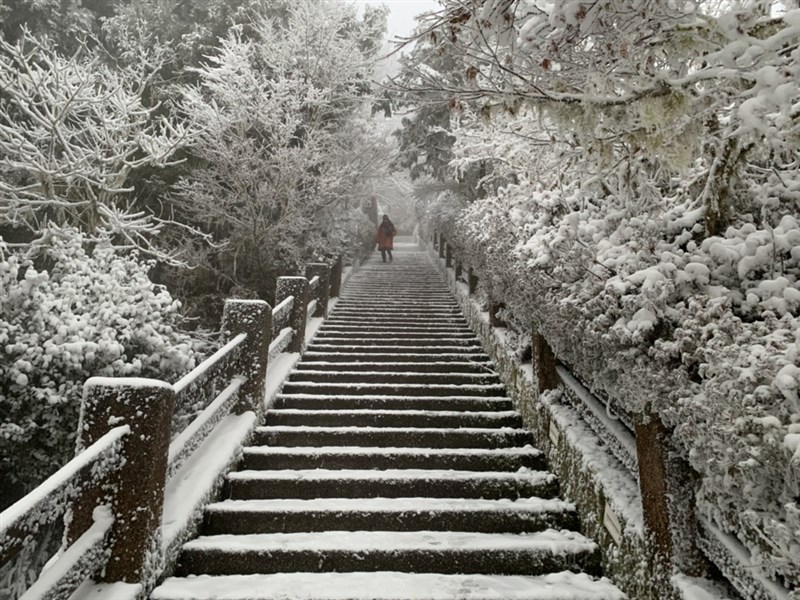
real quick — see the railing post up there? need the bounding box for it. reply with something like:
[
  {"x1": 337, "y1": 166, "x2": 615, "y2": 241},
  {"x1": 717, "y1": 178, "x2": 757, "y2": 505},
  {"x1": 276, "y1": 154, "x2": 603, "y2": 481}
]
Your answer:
[
  {"x1": 305, "y1": 263, "x2": 331, "y2": 318},
  {"x1": 276, "y1": 276, "x2": 309, "y2": 353},
  {"x1": 222, "y1": 299, "x2": 271, "y2": 414},
  {"x1": 445, "y1": 243, "x2": 453, "y2": 268},
  {"x1": 66, "y1": 378, "x2": 176, "y2": 588},
  {"x1": 533, "y1": 329, "x2": 559, "y2": 394},
  {"x1": 468, "y1": 267, "x2": 478, "y2": 295},
  {"x1": 329, "y1": 255, "x2": 343, "y2": 298},
  {"x1": 635, "y1": 410, "x2": 675, "y2": 568}
]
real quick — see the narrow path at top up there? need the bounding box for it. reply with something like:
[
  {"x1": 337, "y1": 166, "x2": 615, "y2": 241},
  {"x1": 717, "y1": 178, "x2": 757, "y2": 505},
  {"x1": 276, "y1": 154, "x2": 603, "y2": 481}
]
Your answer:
[{"x1": 150, "y1": 242, "x2": 626, "y2": 600}]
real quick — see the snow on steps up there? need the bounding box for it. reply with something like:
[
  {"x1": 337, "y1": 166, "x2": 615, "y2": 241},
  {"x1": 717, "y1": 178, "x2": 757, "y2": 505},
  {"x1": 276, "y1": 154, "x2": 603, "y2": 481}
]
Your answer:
[
  {"x1": 264, "y1": 407, "x2": 521, "y2": 428},
  {"x1": 152, "y1": 571, "x2": 625, "y2": 600},
  {"x1": 273, "y1": 393, "x2": 514, "y2": 411},
  {"x1": 280, "y1": 382, "x2": 505, "y2": 397},
  {"x1": 149, "y1": 247, "x2": 625, "y2": 600},
  {"x1": 225, "y1": 467, "x2": 559, "y2": 500},
  {"x1": 294, "y1": 360, "x2": 494, "y2": 373},
  {"x1": 175, "y1": 529, "x2": 600, "y2": 576},
  {"x1": 239, "y1": 445, "x2": 545, "y2": 471},
  {"x1": 299, "y1": 351, "x2": 491, "y2": 362},
  {"x1": 202, "y1": 497, "x2": 578, "y2": 534},
  {"x1": 286, "y1": 369, "x2": 501, "y2": 385},
  {"x1": 252, "y1": 424, "x2": 535, "y2": 448}
]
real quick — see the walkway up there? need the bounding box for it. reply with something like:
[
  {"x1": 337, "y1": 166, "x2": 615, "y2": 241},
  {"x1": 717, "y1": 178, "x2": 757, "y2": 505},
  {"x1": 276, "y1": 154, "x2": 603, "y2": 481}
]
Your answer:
[{"x1": 151, "y1": 243, "x2": 624, "y2": 599}]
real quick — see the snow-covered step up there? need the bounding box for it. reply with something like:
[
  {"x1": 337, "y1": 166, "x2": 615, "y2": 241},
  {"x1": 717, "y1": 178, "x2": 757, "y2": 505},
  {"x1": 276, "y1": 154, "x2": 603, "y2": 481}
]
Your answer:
[
  {"x1": 253, "y1": 425, "x2": 534, "y2": 448},
  {"x1": 306, "y1": 343, "x2": 487, "y2": 354},
  {"x1": 240, "y1": 445, "x2": 545, "y2": 471},
  {"x1": 273, "y1": 393, "x2": 513, "y2": 411},
  {"x1": 316, "y1": 331, "x2": 478, "y2": 340},
  {"x1": 152, "y1": 571, "x2": 626, "y2": 600},
  {"x1": 265, "y1": 408, "x2": 521, "y2": 428},
  {"x1": 175, "y1": 529, "x2": 599, "y2": 576},
  {"x1": 324, "y1": 316, "x2": 467, "y2": 324},
  {"x1": 294, "y1": 360, "x2": 495, "y2": 373},
  {"x1": 150, "y1": 248, "x2": 624, "y2": 600},
  {"x1": 280, "y1": 381, "x2": 506, "y2": 397},
  {"x1": 202, "y1": 497, "x2": 577, "y2": 534},
  {"x1": 309, "y1": 337, "x2": 481, "y2": 348},
  {"x1": 318, "y1": 324, "x2": 473, "y2": 332},
  {"x1": 225, "y1": 468, "x2": 558, "y2": 500},
  {"x1": 300, "y1": 351, "x2": 492, "y2": 363},
  {"x1": 286, "y1": 369, "x2": 500, "y2": 386}
]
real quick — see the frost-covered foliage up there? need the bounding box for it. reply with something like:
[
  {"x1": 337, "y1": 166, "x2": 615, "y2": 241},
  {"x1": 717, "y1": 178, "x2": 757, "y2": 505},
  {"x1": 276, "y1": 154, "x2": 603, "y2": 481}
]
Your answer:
[
  {"x1": 0, "y1": 229, "x2": 198, "y2": 508},
  {"x1": 402, "y1": 0, "x2": 800, "y2": 589},
  {"x1": 170, "y1": 1, "x2": 385, "y2": 301},
  {"x1": 0, "y1": 31, "x2": 189, "y2": 259}
]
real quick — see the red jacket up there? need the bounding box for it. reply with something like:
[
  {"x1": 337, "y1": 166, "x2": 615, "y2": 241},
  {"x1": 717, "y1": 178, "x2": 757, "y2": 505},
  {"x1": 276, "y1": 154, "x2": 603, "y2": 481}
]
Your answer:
[{"x1": 376, "y1": 222, "x2": 397, "y2": 249}]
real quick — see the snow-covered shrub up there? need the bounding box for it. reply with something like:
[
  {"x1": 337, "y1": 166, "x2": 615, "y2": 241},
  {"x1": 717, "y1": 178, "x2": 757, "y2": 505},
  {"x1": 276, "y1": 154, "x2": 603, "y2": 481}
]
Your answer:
[{"x1": 0, "y1": 229, "x2": 199, "y2": 508}]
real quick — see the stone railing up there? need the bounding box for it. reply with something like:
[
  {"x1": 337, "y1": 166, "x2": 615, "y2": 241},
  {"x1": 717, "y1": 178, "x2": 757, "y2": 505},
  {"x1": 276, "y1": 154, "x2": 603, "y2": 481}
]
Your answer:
[
  {"x1": 0, "y1": 256, "x2": 353, "y2": 600},
  {"x1": 426, "y1": 230, "x2": 792, "y2": 600}
]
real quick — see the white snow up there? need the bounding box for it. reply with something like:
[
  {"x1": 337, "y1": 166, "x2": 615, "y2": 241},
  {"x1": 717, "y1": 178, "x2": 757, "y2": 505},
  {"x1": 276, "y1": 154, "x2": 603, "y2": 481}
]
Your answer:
[
  {"x1": 243, "y1": 446, "x2": 540, "y2": 457},
  {"x1": 671, "y1": 573, "x2": 733, "y2": 600},
  {"x1": 182, "y1": 529, "x2": 596, "y2": 554},
  {"x1": 228, "y1": 467, "x2": 555, "y2": 484},
  {"x1": 151, "y1": 571, "x2": 626, "y2": 600},
  {"x1": 206, "y1": 496, "x2": 574, "y2": 514},
  {"x1": 162, "y1": 412, "x2": 257, "y2": 558}
]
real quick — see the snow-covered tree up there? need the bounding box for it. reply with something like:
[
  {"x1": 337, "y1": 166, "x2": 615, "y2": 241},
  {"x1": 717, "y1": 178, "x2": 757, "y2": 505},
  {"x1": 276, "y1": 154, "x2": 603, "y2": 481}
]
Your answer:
[
  {"x1": 0, "y1": 31, "x2": 190, "y2": 257},
  {"x1": 171, "y1": 1, "x2": 386, "y2": 300}
]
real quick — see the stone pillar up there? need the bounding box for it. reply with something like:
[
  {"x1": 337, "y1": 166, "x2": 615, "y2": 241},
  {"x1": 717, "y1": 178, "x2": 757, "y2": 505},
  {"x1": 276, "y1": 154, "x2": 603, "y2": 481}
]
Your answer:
[
  {"x1": 329, "y1": 255, "x2": 343, "y2": 298},
  {"x1": 276, "y1": 276, "x2": 309, "y2": 353},
  {"x1": 305, "y1": 263, "x2": 331, "y2": 318},
  {"x1": 439, "y1": 235, "x2": 446, "y2": 259},
  {"x1": 635, "y1": 411, "x2": 674, "y2": 567},
  {"x1": 222, "y1": 299, "x2": 271, "y2": 415},
  {"x1": 445, "y1": 243, "x2": 453, "y2": 268},
  {"x1": 454, "y1": 261, "x2": 463, "y2": 281},
  {"x1": 533, "y1": 330, "x2": 559, "y2": 394},
  {"x1": 67, "y1": 378, "x2": 176, "y2": 587},
  {"x1": 433, "y1": 231, "x2": 438, "y2": 250}
]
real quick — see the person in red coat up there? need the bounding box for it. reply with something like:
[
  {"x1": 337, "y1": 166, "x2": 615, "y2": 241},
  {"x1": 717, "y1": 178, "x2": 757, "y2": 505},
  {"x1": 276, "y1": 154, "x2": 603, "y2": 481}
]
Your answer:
[{"x1": 376, "y1": 214, "x2": 397, "y2": 262}]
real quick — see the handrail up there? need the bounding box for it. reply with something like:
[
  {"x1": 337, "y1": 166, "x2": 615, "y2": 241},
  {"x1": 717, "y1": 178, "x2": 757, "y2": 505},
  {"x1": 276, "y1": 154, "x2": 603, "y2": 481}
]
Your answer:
[
  {"x1": 307, "y1": 299, "x2": 318, "y2": 321},
  {"x1": 0, "y1": 426, "x2": 128, "y2": 565},
  {"x1": 556, "y1": 366, "x2": 638, "y2": 475},
  {"x1": 3, "y1": 253, "x2": 353, "y2": 600},
  {"x1": 272, "y1": 295, "x2": 294, "y2": 337},
  {"x1": 19, "y1": 506, "x2": 114, "y2": 600},
  {"x1": 173, "y1": 332, "x2": 247, "y2": 397},
  {"x1": 269, "y1": 327, "x2": 294, "y2": 362},
  {"x1": 167, "y1": 377, "x2": 245, "y2": 477}
]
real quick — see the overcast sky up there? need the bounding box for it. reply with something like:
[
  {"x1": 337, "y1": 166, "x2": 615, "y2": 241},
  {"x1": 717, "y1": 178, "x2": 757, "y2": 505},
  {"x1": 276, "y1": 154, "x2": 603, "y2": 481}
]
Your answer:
[{"x1": 355, "y1": 0, "x2": 441, "y2": 39}]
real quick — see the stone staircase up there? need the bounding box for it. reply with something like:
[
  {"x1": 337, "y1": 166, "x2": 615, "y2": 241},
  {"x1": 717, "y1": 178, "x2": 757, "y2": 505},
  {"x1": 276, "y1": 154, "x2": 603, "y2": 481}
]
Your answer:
[{"x1": 151, "y1": 244, "x2": 626, "y2": 600}]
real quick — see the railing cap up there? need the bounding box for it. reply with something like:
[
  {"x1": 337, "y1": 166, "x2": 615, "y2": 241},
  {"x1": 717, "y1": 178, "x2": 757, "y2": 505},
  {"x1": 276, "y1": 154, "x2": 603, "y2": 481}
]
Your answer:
[{"x1": 84, "y1": 377, "x2": 173, "y2": 392}]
